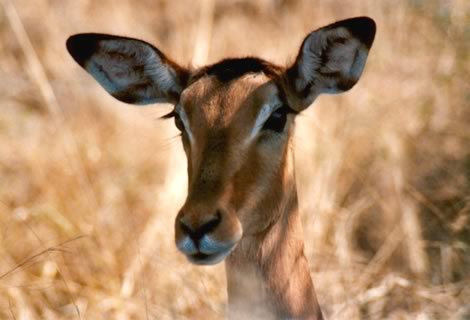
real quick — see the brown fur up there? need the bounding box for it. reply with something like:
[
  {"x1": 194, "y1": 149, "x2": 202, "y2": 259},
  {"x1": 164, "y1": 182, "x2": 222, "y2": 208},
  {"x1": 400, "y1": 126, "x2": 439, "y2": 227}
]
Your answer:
[
  {"x1": 175, "y1": 73, "x2": 323, "y2": 319},
  {"x1": 67, "y1": 17, "x2": 376, "y2": 319}
]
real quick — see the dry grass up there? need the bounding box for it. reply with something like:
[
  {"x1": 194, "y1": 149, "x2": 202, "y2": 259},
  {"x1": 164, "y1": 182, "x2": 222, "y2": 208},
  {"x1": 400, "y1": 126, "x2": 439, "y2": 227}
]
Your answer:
[{"x1": 0, "y1": 0, "x2": 469, "y2": 319}]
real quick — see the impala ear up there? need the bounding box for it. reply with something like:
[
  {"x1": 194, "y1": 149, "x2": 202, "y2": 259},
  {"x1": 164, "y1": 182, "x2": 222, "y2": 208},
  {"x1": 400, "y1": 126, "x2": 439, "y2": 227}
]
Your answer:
[
  {"x1": 66, "y1": 33, "x2": 189, "y2": 105},
  {"x1": 286, "y1": 17, "x2": 376, "y2": 112}
]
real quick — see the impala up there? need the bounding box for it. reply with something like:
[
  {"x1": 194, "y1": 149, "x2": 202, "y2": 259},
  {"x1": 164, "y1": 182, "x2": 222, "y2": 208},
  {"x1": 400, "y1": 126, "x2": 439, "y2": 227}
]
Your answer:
[{"x1": 67, "y1": 16, "x2": 376, "y2": 319}]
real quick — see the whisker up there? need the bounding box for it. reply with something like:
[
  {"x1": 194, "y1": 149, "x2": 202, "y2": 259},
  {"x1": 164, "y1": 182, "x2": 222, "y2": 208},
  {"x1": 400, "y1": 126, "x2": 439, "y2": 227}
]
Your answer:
[{"x1": 156, "y1": 134, "x2": 182, "y2": 151}]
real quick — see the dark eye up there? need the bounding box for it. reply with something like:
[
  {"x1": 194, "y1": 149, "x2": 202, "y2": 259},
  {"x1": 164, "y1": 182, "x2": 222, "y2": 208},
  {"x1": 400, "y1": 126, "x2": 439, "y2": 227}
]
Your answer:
[
  {"x1": 262, "y1": 106, "x2": 289, "y2": 133},
  {"x1": 174, "y1": 114, "x2": 185, "y2": 132},
  {"x1": 161, "y1": 110, "x2": 186, "y2": 133}
]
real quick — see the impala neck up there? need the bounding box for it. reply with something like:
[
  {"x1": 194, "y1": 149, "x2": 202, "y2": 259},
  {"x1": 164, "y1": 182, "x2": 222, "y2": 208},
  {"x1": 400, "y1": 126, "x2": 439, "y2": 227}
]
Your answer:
[{"x1": 225, "y1": 151, "x2": 323, "y2": 320}]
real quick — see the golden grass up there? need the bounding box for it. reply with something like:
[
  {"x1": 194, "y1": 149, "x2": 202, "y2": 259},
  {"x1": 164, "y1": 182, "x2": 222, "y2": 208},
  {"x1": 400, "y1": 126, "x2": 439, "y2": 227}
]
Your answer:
[{"x1": 0, "y1": 0, "x2": 469, "y2": 319}]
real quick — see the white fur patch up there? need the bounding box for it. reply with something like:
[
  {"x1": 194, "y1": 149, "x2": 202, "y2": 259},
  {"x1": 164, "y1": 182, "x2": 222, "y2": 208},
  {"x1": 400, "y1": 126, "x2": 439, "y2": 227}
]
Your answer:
[{"x1": 246, "y1": 98, "x2": 281, "y2": 143}]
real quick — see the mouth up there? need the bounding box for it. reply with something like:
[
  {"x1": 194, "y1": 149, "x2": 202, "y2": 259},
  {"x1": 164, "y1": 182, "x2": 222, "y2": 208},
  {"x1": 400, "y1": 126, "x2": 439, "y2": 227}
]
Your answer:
[
  {"x1": 177, "y1": 234, "x2": 240, "y2": 265},
  {"x1": 186, "y1": 248, "x2": 234, "y2": 265}
]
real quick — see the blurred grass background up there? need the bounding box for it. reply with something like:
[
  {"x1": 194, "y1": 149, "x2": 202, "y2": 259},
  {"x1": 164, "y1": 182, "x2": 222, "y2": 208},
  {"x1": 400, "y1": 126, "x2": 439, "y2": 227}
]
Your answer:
[{"x1": 0, "y1": 0, "x2": 469, "y2": 319}]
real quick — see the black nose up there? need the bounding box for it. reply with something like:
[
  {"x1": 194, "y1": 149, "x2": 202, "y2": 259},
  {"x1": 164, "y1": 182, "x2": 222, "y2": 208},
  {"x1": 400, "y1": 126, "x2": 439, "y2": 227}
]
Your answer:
[{"x1": 179, "y1": 211, "x2": 222, "y2": 242}]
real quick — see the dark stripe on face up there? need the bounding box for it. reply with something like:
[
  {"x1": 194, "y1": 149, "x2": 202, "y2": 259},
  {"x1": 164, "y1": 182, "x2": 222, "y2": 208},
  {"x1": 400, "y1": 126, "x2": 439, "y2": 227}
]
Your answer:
[
  {"x1": 188, "y1": 131, "x2": 228, "y2": 202},
  {"x1": 191, "y1": 57, "x2": 283, "y2": 83}
]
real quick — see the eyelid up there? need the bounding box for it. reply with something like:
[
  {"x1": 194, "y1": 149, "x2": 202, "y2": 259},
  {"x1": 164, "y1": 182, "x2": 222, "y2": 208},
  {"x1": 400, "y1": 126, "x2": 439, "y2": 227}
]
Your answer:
[
  {"x1": 271, "y1": 103, "x2": 284, "y2": 113},
  {"x1": 174, "y1": 113, "x2": 185, "y2": 132},
  {"x1": 265, "y1": 104, "x2": 291, "y2": 120},
  {"x1": 278, "y1": 103, "x2": 296, "y2": 113},
  {"x1": 174, "y1": 106, "x2": 195, "y2": 142},
  {"x1": 260, "y1": 103, "x2": 293, "y2": 133}
]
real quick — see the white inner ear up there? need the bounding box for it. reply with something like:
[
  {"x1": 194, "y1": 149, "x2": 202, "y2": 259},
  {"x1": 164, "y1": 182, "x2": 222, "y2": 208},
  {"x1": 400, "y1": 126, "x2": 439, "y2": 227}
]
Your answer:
[
  {"x1": 297, "y1": 27, "x2": 366, "y2": 94},
  {"x1": 319, "y1": 37, "x2": 364, "y2": 79},
  {"x1": 140, "y1": 49, "x2": 178, "y2": 93},
  {"x1": 347, "y1": 46, "x2": 367, "y2": 80},
  {"x1": 85, "y1": 39, "x2": 177, "y2": 98}
]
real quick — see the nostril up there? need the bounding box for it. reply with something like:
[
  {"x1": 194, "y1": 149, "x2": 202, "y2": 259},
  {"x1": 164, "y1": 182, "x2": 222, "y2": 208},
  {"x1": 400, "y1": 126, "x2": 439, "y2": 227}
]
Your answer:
[
  {"x1": 197, "y1": 211, "x2": 222, "y2": 238},
  {"x1": 179, "y1": 211, "x2": 222, "y2": 241},
  {"x1": 179, "y1": 219, "x2": 194, "y2": 237}
]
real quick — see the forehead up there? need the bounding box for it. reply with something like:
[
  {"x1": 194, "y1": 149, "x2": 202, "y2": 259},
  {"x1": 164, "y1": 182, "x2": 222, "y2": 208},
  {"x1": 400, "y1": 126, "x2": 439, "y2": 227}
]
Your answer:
[
  {"x1": 179, "y1": 72, "x2": 281, "y2": 127},
  {"x1": 178, "y1": 58, "x2": 285, "y2": 126}
]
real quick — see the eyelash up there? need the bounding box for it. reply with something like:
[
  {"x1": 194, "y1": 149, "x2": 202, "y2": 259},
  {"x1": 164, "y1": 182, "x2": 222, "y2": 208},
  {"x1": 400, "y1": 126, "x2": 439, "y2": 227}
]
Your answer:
[{"x1": 161, "y1": 110, "x2": 186, "y2": 133}]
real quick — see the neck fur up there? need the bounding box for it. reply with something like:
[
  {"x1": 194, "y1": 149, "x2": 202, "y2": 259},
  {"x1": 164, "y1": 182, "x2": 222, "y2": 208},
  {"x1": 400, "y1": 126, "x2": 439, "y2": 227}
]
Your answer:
[{"x1": 224, "y1": 149, "x2": 323, "y2": 320}]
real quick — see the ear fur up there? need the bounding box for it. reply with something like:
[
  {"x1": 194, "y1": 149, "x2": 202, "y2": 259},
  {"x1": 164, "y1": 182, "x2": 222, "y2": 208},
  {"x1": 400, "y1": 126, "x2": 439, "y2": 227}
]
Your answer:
[
  {"x1": 286, "y1": 17, "x2": 376, "y2": 111},
  {"x1": 66, "y1": 34, "x2": 189, "y2": 105}
]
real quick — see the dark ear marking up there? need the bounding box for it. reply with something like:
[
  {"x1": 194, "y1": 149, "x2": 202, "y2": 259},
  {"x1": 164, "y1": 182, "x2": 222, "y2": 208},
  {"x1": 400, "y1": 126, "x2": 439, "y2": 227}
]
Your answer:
[
  {"x1": 66, "y1": 33, "x2": 189, "y2": 105},
  {"x1": 286, "y1": 16, "x2": 376, "y2": 111},
  {"x1": 66, "y1": 34, "x2": 100, "y2": 67},
  {"x1": 324, "y1": 16, "x2": 376, "y2": 49},
  {"x1": 66, "y1": 33, "x2": 171, "y2": 71},
  {"x1": 191, "y1": 57, "x2": 283, "y2": 83}
]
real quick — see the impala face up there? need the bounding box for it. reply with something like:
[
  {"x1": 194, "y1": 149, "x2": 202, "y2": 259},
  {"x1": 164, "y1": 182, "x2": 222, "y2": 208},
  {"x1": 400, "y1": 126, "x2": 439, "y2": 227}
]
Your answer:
[
  {"x1": 173, "y1": 69, "x2": 295, "y2": 264},
  {"x1": 66, "y1": 17, "x2": 376, "y2": 265}
]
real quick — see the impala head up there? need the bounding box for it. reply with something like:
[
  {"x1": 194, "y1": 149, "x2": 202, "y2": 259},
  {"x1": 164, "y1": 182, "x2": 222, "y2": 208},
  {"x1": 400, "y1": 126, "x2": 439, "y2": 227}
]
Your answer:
[{"x1": 67, "y1": 17, "x2": 376, "y2": 265}]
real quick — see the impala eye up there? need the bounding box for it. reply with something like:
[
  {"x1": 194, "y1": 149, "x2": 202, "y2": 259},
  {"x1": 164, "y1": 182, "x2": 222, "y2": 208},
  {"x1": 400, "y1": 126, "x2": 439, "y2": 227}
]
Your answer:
[
  {"x1": 262, "y1": 106, "x2": 290, "y2": 133},
  {"x1": 174, "y1": 114, "x2": 185, "y2": 132},
  {"x1": 161, "y1": 110, "x2": 186, "y2": 133}
]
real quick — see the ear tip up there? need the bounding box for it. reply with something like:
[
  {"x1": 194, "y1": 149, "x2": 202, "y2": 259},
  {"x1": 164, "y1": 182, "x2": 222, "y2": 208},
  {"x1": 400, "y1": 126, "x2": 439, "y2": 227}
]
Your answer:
[
  {"x1": 66, "y1": 33, "x2": 102, "y2": 67},
  {"x1": 338, "y1": 16, "x2": 377, "y2": 49}
]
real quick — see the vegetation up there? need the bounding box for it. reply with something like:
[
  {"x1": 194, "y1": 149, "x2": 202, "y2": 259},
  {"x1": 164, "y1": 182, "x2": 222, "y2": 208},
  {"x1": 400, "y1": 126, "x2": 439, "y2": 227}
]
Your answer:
[{"x1": 0, "y1": 0, "x2": 469, "y2": 318}]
